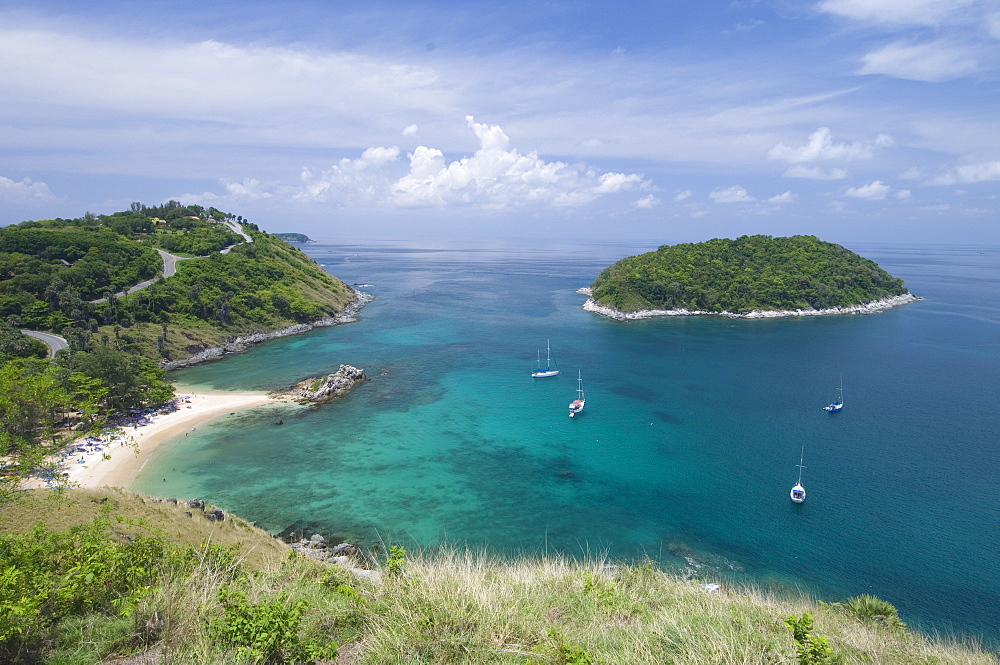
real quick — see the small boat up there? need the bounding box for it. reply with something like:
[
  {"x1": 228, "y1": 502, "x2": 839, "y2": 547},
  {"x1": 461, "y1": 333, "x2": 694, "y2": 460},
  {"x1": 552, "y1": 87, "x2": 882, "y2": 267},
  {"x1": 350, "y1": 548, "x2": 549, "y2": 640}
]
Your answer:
[
  {"x1": 790, "y1": 446, "x2": 806, "y2": 503},
  {"x1": 568, "y1": 370, "x2": 585, "y2": 417},
  {"x1": 823, "y1": 375, "x2": 844, "y2": 412},
  {"x1": 531, "y1": 340, "x2": 559, "y2": 378}
]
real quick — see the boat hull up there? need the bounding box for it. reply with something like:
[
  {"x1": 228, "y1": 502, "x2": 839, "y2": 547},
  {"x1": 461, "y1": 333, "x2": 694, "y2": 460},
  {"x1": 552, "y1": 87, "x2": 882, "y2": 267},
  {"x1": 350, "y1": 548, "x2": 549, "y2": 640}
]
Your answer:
[
  {"x1": 532, "y1": 369, "x2": 559, "y2": 377},
  {"x1": 790, "y1": 484, "x2": 806, "y2": 503}
]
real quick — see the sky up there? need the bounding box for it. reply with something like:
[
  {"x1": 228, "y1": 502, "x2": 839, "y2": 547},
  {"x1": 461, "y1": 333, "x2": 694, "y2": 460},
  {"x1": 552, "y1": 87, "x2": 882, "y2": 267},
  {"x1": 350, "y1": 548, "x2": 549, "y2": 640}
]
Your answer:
[{"x1": 1, "y1": 0, "x2": 998, "y2": 244}]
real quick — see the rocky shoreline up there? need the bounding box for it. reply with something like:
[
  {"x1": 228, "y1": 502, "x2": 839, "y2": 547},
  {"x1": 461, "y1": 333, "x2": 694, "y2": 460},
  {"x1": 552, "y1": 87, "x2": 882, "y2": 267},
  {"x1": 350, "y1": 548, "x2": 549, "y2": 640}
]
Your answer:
[
  {"x1": 579, "y1": 289, "x2": 920, "y2": 320},
  {"x1": 160, "y1": 289, "x2": 374, "y2": 369}
]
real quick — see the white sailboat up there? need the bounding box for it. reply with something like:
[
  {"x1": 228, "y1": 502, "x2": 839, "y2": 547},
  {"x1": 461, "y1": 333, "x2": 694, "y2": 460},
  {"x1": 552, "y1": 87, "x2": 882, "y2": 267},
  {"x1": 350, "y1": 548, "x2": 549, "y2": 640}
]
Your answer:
[
  {"x1": 568, "y1": 370, "x2": 585, "y2": 417},
  {"x1": 823, "y1": 375, "x2": 844, "y2": 412},
  {"x1": 790, "y1": 446, "x2": 806, "y2": 503},
  {"x1": 531, "y1": 340, "x2": 559, "y2": 378}
]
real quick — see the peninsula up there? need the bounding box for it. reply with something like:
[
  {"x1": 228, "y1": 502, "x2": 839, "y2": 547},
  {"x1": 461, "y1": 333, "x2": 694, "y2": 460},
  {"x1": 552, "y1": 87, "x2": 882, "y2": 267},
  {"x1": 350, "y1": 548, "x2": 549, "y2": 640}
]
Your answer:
[{"x1": 584, "y1": 235, "x2": 916, "y2": 319}]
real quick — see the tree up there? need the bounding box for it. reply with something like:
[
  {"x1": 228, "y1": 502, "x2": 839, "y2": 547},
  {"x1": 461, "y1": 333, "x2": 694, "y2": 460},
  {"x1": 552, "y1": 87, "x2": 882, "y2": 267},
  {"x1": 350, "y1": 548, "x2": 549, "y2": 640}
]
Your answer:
[{"x1": 55, "y1": 346, "x2": 173, "y2": 413}]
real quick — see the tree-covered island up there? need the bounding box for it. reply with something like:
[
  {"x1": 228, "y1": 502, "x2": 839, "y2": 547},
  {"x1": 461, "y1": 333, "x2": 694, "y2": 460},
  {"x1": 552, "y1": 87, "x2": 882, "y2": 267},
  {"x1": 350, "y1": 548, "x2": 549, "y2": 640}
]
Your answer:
[
  {"x1": 585, "y1": 235, "x2": 916, "y2": 319},
  {"x1": 272, "y1": 232, "x2": 314, "y2": 243}
]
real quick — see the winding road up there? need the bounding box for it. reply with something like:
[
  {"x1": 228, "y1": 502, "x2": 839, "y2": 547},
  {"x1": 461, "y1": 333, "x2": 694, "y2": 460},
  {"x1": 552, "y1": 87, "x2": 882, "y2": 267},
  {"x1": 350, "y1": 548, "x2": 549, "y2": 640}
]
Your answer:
[
  {"x1": 21, "y1": 329, "x2": 68, "y2": 358},
  {"x1": 23, "y1": 220, "x2": 251, "y2": 356}
]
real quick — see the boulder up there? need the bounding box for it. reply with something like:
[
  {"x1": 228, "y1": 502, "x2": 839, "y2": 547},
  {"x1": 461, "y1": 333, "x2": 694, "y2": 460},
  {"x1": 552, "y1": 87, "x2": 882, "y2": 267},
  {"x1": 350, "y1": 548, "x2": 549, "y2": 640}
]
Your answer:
[{"x1": 289, "y1": 365, "x2": 367, "y2": 404}]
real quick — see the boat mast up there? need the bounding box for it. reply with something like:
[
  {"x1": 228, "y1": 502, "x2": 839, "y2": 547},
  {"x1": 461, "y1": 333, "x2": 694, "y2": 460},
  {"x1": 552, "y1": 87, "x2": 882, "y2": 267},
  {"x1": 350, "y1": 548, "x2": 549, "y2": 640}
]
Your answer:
[{"x1": 795, "y1": 446, "x2": 805, "y2": 485}]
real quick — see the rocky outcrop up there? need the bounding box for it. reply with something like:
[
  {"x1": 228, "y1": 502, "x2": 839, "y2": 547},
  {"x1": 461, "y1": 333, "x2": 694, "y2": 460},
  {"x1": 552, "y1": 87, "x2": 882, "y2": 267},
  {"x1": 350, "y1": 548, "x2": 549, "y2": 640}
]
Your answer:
[
  {"x1": 288, "y1": 365, "x2": 366, "y2": 404},
  {"x1": 582, "y1": 292, "x2": 920, "y2": 320},
  {"x1": 160, "y1": 290, "x2": 374, "y2": 369},
  {"x1": 289, "y1": 534, "x2": 381, "y2": 583}
]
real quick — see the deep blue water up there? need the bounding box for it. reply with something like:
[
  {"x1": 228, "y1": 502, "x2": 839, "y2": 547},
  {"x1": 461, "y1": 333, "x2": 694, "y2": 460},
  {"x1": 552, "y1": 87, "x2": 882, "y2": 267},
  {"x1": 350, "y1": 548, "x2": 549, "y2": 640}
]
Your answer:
[{"x1": 134, "y1": 239, "x2": 1000, "y2": 646}]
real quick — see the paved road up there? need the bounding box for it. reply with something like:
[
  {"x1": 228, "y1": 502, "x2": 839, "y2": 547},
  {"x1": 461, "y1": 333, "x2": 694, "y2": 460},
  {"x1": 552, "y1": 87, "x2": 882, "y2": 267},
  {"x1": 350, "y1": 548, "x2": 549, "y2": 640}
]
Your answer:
[
  {"x1": 220, "y1": 219, "x2": 252, "y2": 254},
  {"x1": 90, "y1": 249, "x2": 185, "y2": 303},
  {"x1": 21, "y1": 330, "x2": 68, "y2": 358}
]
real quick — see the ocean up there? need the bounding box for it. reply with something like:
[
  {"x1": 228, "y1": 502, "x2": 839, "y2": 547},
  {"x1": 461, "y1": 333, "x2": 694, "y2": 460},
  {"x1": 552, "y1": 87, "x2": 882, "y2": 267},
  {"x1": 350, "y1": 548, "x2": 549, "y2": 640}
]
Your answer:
[{"x1": 133, "y1": 239, "x2": 1000, "y2": 646}]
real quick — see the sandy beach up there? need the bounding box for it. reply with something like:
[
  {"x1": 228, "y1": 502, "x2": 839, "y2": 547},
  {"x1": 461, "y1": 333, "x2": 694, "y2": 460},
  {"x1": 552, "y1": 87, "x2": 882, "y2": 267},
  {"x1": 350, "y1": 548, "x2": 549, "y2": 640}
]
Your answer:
[{"x1": 46, "y1": 391, "x2": 286, "y2": 490}]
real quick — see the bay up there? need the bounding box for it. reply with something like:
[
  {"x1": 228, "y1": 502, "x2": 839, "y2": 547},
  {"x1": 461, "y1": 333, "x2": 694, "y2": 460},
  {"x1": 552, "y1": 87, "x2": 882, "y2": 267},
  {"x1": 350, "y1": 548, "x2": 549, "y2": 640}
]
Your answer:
[{"x1": 133, "y1": 239, "x2": 1000, "y2": 646}]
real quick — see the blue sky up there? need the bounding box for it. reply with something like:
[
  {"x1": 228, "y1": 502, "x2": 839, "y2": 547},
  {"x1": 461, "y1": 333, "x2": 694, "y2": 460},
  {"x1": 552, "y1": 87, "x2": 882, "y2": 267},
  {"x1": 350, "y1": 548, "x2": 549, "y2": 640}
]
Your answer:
[{"x1": 1, "y1": 0, "x2": 998, "y2": 244}]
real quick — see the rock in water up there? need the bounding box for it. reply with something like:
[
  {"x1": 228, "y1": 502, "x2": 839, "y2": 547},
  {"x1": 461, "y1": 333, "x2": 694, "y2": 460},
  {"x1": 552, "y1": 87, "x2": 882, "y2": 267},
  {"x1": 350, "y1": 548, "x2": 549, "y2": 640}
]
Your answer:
[{"x1": 291, "y1": 365, "x2": 366, "y2": 403}]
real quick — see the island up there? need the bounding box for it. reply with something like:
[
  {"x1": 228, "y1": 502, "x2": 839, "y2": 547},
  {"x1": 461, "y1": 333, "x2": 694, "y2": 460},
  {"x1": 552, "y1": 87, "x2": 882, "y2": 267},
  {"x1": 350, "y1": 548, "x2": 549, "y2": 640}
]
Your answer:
[
  {"x1": 272, "y1": 232, "x2": 314, "y2": 243},
  {"x1": 584, "y1": 235, "x2": 917, "y2": 319}
]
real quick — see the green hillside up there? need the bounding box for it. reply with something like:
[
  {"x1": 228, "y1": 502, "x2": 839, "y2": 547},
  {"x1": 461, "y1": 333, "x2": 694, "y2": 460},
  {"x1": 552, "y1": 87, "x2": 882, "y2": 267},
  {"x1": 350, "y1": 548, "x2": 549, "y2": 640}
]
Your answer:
[{"x1": 590, "y1": 235, "x2": 908, "y2": 314}]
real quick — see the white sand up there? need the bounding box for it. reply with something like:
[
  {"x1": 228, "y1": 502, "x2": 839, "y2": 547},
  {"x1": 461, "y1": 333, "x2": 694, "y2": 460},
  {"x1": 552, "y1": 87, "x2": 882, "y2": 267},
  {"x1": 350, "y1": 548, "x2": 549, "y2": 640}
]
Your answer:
[{"x1": 52, "y1": 391, "x2": 286, "y2": 490}]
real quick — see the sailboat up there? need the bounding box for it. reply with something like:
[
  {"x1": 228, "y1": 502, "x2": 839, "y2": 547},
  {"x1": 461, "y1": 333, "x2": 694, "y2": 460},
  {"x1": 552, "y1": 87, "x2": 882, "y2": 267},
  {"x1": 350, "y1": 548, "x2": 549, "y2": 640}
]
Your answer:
[
  {"x1": 568, "y1": 370, "x2": 585, "y2": 417},
  {"x1": 531, "y1": 340, "x2": 559, "y2": 378},
  {"x1": 823, "y1": 375, "x2": 844, "y2": 412},
  {"x1": 790, "y1": 446, "x2": 806, "y2": 503}
]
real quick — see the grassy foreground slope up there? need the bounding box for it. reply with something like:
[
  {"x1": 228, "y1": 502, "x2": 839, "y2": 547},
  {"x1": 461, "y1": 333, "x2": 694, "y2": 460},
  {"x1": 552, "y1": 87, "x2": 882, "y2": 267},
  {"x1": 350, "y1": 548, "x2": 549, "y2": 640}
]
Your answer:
[
  {"x1": 1, "y1": 490, "x2": 994, "y2": 665},
  {"x1": 590, "y1": 235, "x2": 909, "y2": 314}
]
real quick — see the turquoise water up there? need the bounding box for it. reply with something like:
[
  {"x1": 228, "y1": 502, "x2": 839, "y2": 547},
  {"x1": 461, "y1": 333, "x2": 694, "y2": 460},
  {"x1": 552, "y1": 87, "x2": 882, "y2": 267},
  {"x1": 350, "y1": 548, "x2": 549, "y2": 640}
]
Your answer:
[{"x1": 134, "y1": 240, "x2": 1000, "y2": 645}]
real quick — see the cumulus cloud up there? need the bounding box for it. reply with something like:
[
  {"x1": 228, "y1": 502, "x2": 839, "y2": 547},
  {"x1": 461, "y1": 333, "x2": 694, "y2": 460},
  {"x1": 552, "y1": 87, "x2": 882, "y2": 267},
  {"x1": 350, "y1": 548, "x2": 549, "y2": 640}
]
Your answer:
[
  {"x1": 784, "y1": 165, "x2": 849, "y2": 180},
  {"x1": 391, "y1": 116, "x2": 650, "y2": 208},
  {"x1": 298, "y1": 146, "x2": 401, "y2": 202},
  {"x1": 859, "y1": 40, "x2": 980, "y2": 81},
  {"x1": 0, "y1": 175, "x2": 57, "y2": 203},
  {"x1": 673, "y1": 189, "x2": 693, "y2": 202},
  {"x1": 845, "y1": 180, "x2": 891, "y2": 199},
  {"x1": 768, "y1": 127, "x2": 893, "y2": 163},
  {"x1": 633, "y1": 194, "x2": 661, "y2": 209},
  {"x1": 818, "y1": 0, "x2": 978, "y2": 26},
  {"x1": 709, "y1": 185, "x2": 754, "y2": 203},
  {"x1": 768, "y1": 191, "x2": 797, "y2": 204},
  {"x1": 895, "y1": 189, "x2": 912, "y2": 199},
  {"x1": 402, "y1": 124, "x2": 419, "y2": 137},
  {"x1": 926, "y1": 160, "x2": 1000, "y2": 185},
  {"x1": 224, "y1": 178, "x2": 273, "y2": 200}
]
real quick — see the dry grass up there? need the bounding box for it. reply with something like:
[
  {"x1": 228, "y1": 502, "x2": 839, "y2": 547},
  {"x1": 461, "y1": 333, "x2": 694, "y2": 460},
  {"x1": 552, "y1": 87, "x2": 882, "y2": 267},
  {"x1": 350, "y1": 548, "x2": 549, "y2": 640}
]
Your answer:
[
  {"x1": 0, "y1": 488, "x2": 290, "y2": 569},
  {"x1": 1, "y1": 491, "x2": 996, "y2": 665}
]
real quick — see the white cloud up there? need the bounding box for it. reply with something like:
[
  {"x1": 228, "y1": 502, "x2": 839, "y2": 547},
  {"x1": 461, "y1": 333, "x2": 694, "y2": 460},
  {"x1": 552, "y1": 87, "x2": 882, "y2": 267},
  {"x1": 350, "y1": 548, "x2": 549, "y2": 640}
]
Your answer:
[
  {"x1": 633, "y1": 194, "x2": 660, "y2": 209},
  {"x1": 768, "y1": 191, "x2": 797, "y2": 204},
  {"x1": 768, "y1": 127, "x2": 893, "y2": 163},
  {"x1": 818, "y1": 0, "x2": 978, "y2": 26},
  {"x1": 390, "y1": 116, "x2": 650, "y2": 208},
  {"x1": 859, "y1": 40, "x2": 980, "y2": 81},
  {"x1": 0, "y1": 175, "x2": 57, "y2": 203},
  {"x1": 895, "y1": 189, "x2": 912, "y2": 199},
  {"x1": 926, "y1": 160, "x2": 1000, "y2": 185},
  {"x1": 845, "y1": 180, "x2": 891, "y2": 199},
  {"x1": 673, "y1": 189, "x2": 693, "y2": 202},
  {"x1": 297, "y1": 146, "x2": 401, "y2": 202},
  {"x1": 709, "y1": 185, "x2": 754, "y2": 203},
  {"x1": 784, "y1": 165, "x2": 849, "y2": 180},
  {"x1": 223, "y1": 178, "x2": 273, "y2": 200},
  {"x1": 900, "y1": 167, "x2": 925, "y2": 180},
  {"x1": 402, "y1": 124, "x2": 419, "y2": 137}
]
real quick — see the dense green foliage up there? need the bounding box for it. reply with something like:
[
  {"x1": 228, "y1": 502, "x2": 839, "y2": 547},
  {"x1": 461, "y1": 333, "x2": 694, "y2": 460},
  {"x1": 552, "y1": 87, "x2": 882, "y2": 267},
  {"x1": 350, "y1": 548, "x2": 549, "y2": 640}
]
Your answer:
[
  {"x1": 108, "y1": 232, "x2": 347, "y2": 332},
  {"x1": 0, "y1": 324, "x2": 47, "y2": 362},
  {"x1": 1, "y1": 204, "x2": 350, "y2": 357},
  {"x1": 590, "y1": 235, "x2": 908, "y2": 314},
  {"x1": 0, "y1": 226, "x2": 161, "y2": 326}
]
